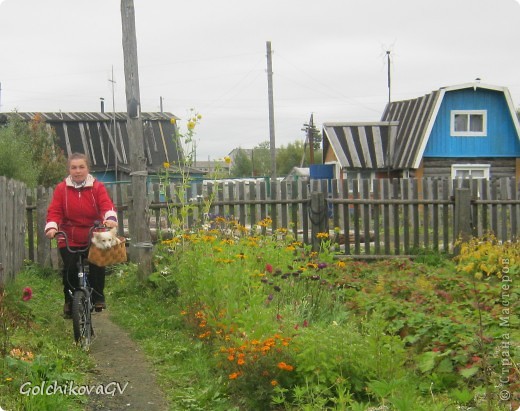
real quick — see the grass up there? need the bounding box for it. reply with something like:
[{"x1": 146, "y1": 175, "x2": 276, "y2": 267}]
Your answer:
[
  {"x1": 0, "y1": 263, "x2": 94, "y2": 411},
  {"x1": 2, "y1": 228, "x2": 519, "y2": 410},
  {"x1": 105, "y1": 265, "x2": 235, "y2": 410}
]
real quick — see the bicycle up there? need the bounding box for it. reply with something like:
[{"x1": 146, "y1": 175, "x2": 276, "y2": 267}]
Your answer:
[{"x1": 54, "y1": 224, "x2": 102, "y2": 350}]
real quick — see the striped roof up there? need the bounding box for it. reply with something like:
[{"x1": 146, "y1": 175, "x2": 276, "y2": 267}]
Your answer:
[
  {"x1": 5, "y1": 112, "x2": 178, "y2": 122},
  {"x1": 2, "y1": 112, "x2": 188, "y2": 174},
  {"x1": 381, "y1": 90, "x2": 440, "y2": 169},
  {"x1": 322, "y1": 122, "x2": 399, "y2": 169}
]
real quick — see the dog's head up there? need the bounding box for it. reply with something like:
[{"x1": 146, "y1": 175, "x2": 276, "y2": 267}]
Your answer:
[{"x1": 92, "y1": 228, "x2": 117, "y2": 250}]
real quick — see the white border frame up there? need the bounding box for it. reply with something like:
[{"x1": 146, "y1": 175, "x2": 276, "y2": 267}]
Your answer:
[
  {"x1": 450, "y1": 110, "x2": 487, "y2": 137},
  {"x1": 451, "y1": 163, "x2": 490, "y2": 179}
]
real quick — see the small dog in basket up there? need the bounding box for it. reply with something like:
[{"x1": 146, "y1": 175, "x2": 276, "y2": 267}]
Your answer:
[{"x1": 91, "y1": 227, "x2": 121, "y2": 250}]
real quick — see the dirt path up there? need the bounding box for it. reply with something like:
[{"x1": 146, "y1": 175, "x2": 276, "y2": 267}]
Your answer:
[{"x1": 85, "y1": 310, "x2": 169, "y2": 411}]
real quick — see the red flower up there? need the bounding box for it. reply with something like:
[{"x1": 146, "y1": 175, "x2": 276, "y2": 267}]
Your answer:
[
  {"x1": 22, "y1": 287, "x2": 32, "y2": 302},
  {"x1": 265, "y1": 263, "x2": 273, "y2": 274}
]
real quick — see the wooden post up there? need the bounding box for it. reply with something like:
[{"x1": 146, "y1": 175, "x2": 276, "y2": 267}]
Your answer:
[
  {"x1": 266, "y1": 41, "x2": 276, "y2": 179},
  {"x1": 454, "y1": 188, "x2": 472, "y2": 255},
  {"x1": 121, "y1": 0, "x2": 152, "y2": 279},
  {"x1": 310, "y1": 192, "x2": 328, "y2": 252},
  {"x1": 36, "y1": 187, "x2": 52, "y2": 267}
]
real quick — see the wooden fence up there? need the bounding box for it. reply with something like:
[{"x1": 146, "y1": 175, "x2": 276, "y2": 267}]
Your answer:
[
  {"x1": 140, "y1": 177, "x2": 519, "y2": 257},
  {"x1": 3, "y1": 176, "x2": 518, "y2": 280},
  {"x1": 0, "y1": 177, "x2": 27, "y2": 285}
]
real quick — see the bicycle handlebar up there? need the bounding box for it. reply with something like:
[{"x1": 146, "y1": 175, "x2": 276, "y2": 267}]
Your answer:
[{"x1": 54, "y1": 222, "x2": 104, "y2": 254}]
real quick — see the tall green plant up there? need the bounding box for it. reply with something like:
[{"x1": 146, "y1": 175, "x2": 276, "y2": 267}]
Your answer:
[{"x1": 0, "y1": 115, "x2": 66, "y2": 187}]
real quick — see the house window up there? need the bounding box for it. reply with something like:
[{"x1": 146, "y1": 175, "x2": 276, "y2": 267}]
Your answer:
[
  {"x1": 346, "y1": 170, "x2": 375, "y2": 192},
  {"x1": 450, "y1": 110, "x2": 487, "y2": 136},
  {"x1": 451, "y1": 164, "x2": 490, "y2": 180}
]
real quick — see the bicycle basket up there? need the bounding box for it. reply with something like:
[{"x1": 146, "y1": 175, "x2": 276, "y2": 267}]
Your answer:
[{"x1": 88, "y1": 237, "x2": 127, "y2": 267}]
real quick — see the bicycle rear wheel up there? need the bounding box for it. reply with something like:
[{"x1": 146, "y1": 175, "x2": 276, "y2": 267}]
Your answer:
[{"x1": 72, "y1": 290, "x2": 93, "y2": 349}]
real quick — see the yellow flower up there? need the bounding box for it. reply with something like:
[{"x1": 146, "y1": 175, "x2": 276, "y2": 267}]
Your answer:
[
  {"x1": 163, "y1": 161, "x2": 170, "y2": 169},
  {"x1": 224, "y1": 156, "x2": 231, "y2": 164},
  {"x1": 187, "y1": 121, "x2": 196, "y2": 130},
  {"x1": 170, "y1": 117, "x2": 177, "y2": 124},
  {"x1": 316, "y1": 232, "x2": 329, "y2": 239},
  {"x1": 196, "y1": 114, "x2": 202, "y2": 120}
]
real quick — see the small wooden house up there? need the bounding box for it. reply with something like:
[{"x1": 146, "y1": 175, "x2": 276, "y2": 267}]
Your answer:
[
  {"x1": 323, "y1": 82, "x2": 520, "y2": 180},
  {"x1": 2, "y1": 112, "x2": 205, "y2": 184}
]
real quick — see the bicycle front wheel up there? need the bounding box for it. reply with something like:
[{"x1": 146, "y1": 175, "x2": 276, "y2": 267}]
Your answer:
[{"x1": 72, "y1": 290, "x2": 93, "y2": 350}]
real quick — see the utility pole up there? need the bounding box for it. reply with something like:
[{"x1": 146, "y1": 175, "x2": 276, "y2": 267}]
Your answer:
[
  {"x1": 386, "y1": 50, "x2": 391, "y2": 105},
  {"x1": 109, "y1": 66, "x2": 118, "y2": 182},
  {"x1": 301, "y1": 113, "x2": 316, "y2": 166},
  {"x1": 160, "y1": 96, "x2": 163, "y2": 113},
  {"x1": 121, "y1": 0, "x2": 152, "y2": 277},
  {"x1": 266, "y1": 41, "x2": 276, "y2": 180},
  {"x1": 308, "y1": 113, "x2": 315, "y2": 165}
]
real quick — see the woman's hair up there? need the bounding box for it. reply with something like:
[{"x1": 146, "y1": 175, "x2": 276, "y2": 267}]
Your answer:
[{"x1": 67, "y1": 152, "x2": 90, "y2": 168}]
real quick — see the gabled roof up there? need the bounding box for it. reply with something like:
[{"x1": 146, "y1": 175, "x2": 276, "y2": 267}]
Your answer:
[
  {"x1": 381, "y1": 82, "x2": 520, "y2": 169},
  {"x1": 322, "y1": 122, "x2": 399, "y2": 169}
]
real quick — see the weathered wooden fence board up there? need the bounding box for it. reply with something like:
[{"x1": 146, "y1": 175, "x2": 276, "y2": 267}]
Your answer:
[
  {"x1": 0, "y1": 177, "x2": 27, "y2": 285},
  {"x1": 2, "y1": 176, "x2": 517, "y2": 280}
]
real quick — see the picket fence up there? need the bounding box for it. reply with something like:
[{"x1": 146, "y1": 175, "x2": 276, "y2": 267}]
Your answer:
[
  {"x1": 138, "y1": 177, "x2": 519, "y2": 257},
  {"x1": 1, "y1": 176, "x2": 519, "y2": 282},
  {"x1": 0, "y1": 177, "x2": 27, "y2": 284}
]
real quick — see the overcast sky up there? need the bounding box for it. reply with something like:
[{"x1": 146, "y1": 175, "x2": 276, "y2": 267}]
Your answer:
[{"x1": 1, "y1": 0, "x2": 520, "y2": 161}]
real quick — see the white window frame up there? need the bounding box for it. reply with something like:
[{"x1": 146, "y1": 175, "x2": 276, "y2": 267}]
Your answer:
[
  {"x1": 451, "y1": 164, "x2": 490, "y2": 180},
  {"x1": 450, "y1": 110, "x2": 487, "y2": 137},
  {"x1": 345, "y1": 170, "x2": 376, "y2": 192}
]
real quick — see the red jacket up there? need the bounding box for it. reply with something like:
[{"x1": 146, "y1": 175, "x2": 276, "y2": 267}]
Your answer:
[{"x1": 45, "y1": 175, "x2": 118, "y2": 248}]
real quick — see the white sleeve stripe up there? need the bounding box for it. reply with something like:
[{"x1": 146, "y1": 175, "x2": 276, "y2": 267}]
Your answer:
[{"x1": 104, "y1": 210, "x2": 118, "y2": 220}]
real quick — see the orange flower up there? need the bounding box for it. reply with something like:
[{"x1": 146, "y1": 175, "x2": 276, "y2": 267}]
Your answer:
[
  {"x1": 227, "y1": 355, "x2": 235, "y2": 361},
  {"x1": 237, "y1": 358, "x2": 245, "y2": 365},
  {"x1": 229, "y1": 372, "x2": 240, "y2": 380},
  {"x1": 277, "y1": 362, "x2": 294, "y2": 371},
  {"x1": 271, "y1": 380, "x2": 278, "y2": 386}
]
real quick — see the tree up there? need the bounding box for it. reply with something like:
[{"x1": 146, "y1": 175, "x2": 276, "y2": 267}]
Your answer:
[
  {"x1": 28, "y1": 114, "x2": 67, "y2": 187},
  {"x1": 230, "y1": 148, "x2": 252, "y2": 177},
  {"x1": 0, "y1": 117, "x2": 38, "y2": 186},
  {"x1": 251, "y1": 141, "x2": 271, "y2": 176},
  {"x1": 0, "y1": 115, "x2": 66, "y2": 187},
  {"x1": 276, "y1": 140, "x2": 323, "y2": 176},
  {"x1": 276, "y1": 141, "x2": 306, "y2": 176}
]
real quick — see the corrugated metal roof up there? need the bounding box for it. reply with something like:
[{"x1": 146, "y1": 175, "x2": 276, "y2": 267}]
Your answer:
[
  {"x1": 4, "y1": 111, "x2": 180, "y2": 122},
  {"x1": 381, "y1": 90, "x2": 440, "y2": 169},
  {"x1": 1, "y1": 112, "x2": 190, "y2": 174},
  {"x1": 322, "y1": 122, "x2": 399, "y2": 169}
]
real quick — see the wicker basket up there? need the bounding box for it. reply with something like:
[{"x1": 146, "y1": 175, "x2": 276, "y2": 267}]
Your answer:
[{"x1": 88, "y1": 237, "x2": 127, "y2": 267}]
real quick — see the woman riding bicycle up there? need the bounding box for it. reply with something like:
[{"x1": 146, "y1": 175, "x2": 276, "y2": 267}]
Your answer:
[{"x1": 44, "y1": 152, "x2": 118, "y2": 318}]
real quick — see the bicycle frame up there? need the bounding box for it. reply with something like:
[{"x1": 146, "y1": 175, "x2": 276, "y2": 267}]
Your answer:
[{"x1": 54, "y1": 224, "x2": 102, "y2": 350}]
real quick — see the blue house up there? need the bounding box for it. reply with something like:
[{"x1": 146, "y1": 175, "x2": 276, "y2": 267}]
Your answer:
[{"x1": 323, "y1": 82, "x2": 520, "y2": 180}]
